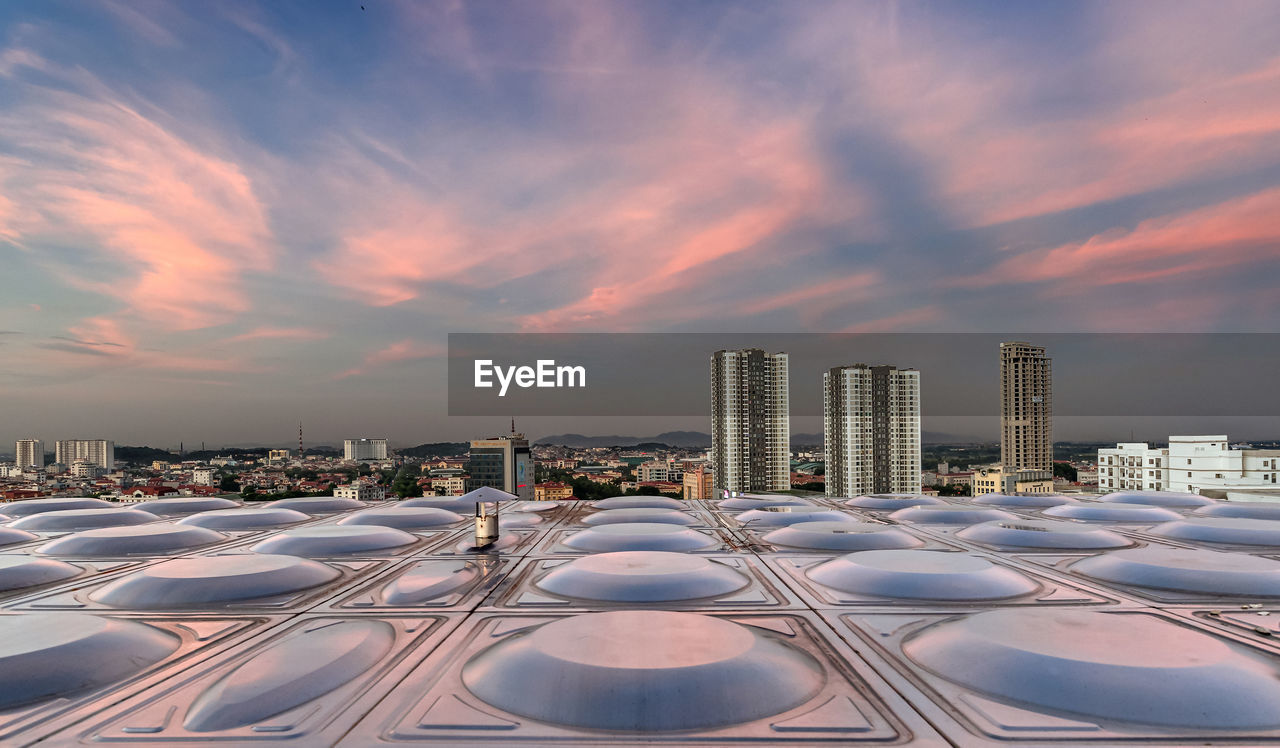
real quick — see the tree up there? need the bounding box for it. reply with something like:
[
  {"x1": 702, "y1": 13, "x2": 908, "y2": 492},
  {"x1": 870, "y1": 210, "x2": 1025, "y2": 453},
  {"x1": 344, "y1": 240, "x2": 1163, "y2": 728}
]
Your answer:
[
  {"x1": 391, "y1": 464, "x2": 424, "y2": 498},
  {"x1": 218, "y1": 474, "x2": 239, "y2": 492},
  {"x1": 1053, "y1": 462, "x2": 1078, "y2": 482}
]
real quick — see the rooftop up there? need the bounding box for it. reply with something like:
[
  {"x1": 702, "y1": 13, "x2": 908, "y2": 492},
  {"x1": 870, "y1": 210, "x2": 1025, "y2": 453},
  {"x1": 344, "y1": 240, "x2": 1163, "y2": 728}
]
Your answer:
[{"x1": 1, "y1": 489, "x2": 1280, "y2": 744}]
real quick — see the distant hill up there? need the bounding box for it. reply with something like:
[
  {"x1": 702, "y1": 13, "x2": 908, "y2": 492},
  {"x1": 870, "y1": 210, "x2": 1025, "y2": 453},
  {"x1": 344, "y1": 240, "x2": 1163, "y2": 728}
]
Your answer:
[
  {"x1": 398, "y1": 442, "x2": 470, "y2": 458},
  {"x1": 538, "y1": 430, "x2": 982, "y2": 449},
  {"x1": 115, "y1": 446, "x2": 183, "y2": 465},
  {"x1": 535, "y1": 431, "x2": 712, "y2": 448},
  {"x1": 794, "y1": 431, "x2": 983, "y2": 445}
]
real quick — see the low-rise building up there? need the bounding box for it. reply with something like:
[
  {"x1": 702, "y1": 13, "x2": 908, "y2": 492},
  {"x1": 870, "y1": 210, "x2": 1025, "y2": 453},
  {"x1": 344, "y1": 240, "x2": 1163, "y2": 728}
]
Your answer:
[
  {"x1": 936, "y1": 471, "x2": 973, "y2": 489},
  {"x1": 70, "y1": 459, "x2": 103, "y2": 479},
  {"x1": 683, "y1": 467, "x2": 713, "y2": 500},
  {"x1": 972, "y1": 466, "x2": 1053, "y2": 495},
  {"x1": 1099, "y1": 435, "x2": 1280, "y2": 494},
  {"x1": 637, "y1": 461, "x2": 669, "y2": 482},
  {"x1": 335, "y1": 482, "x2": 384, "y2": 502},
  {"x1": 535, "y1": 481, "x2": 574, "y2": 501},
  {"x1": 430, "y1": 476, "x2": 467, "y2": 496},
  {"x1": 635, "y1": 481, "x2": 683, "y2": 495}
]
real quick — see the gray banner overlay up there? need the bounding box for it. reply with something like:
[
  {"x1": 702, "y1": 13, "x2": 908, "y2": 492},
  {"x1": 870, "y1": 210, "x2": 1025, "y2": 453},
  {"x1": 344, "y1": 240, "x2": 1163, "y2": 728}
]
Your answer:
[{"x1": 448, "y1": 333, "x2": 1279, "y2": 417}]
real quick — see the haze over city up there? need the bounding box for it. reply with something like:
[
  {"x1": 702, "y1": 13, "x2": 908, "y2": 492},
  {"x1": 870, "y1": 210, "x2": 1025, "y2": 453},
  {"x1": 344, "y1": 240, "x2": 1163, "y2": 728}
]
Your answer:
[{"x1": 2, "y1": 1, "x2": 1280, "y2": 447}]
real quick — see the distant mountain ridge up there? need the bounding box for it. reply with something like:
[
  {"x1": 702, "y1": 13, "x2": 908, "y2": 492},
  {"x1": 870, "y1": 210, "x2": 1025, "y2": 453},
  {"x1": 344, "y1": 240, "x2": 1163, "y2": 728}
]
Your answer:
[
  {"x1": 536, "y1": 430, "x2": 982, "y2": 448},
  {"x1": 534, "y1": 431, "x2": 712, "y2": 448}
]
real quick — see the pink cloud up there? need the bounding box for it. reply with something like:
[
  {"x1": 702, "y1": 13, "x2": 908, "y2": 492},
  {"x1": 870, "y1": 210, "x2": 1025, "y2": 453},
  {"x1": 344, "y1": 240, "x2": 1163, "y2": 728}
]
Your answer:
[
  {"x1": 736, "y1": 272, "x2": 880, "y2": 321},
  {"x1": 304, "y1": 3, "x2": 870, "y2": 331},
  {"x1": 841, "y1": 306, "x2": 944, "y2": 333},
  {"x1": 951, "y1": 187, "x2": 1280, "y2": 290},
  {"x1": 220, "y1": 326, "x2": 330, "y2": 345},
  {"x1": 334, "y1": 339, "x2": 446, "y2": 380},
  {"x1": 0, "y1": 70, "x2": 273, "y2": 332},
  {"x1": 789, "y1": 5, "x2": 1280, "y2": 230},
  {"x1": 39, "y1": 316, "x2": 265, "y2": 375}
]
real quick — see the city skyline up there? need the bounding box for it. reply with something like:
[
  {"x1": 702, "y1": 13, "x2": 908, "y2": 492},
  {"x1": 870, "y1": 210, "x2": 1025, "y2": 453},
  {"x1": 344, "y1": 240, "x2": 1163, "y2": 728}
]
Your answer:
[{"x1": 2, "y1": 1, "x2": 1280, "y2": 445}]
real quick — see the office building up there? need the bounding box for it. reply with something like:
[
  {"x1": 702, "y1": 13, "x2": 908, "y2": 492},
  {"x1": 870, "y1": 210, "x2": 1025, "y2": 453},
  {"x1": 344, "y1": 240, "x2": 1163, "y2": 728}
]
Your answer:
[
  {"x1": 267, "y1": 449, "x2": 291, "y2": 464},
  {"x1": 55, "y1": 439, "x2": 114, "y2": 470},
  {"x1": 467, "y1": 433, "x2": 534, "y2": 501},
  {"x1": 15, "y1": 439, "x2": 43, "y2": 470},
  {"x1": 711, "y1": 349, "x2": 790, "y2": 493},
  {"x1": 343, "y1": 438, "x2": 389, "y2": 462},
  {"x1": 1000, "y1": 341, "x2": 1052, "y2": 472},
  {"x1": 1099, "y1": 435, "x2": 1280, "y2": 495},
  {"x1": 823, "y1": 364, "x2": 922, "y2": 497}
]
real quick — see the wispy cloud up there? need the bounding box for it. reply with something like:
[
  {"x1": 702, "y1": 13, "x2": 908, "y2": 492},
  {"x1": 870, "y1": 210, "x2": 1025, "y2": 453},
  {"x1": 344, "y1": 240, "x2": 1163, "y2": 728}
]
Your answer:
[
  {"x1": 334, "y1": 339, "x2": 447, "y2": 380},
  {"x1": 0, "y1": 55, "x2": 273, "y2": 332},
  {"x1": 951, "y1": 187, "x2": 1280, "y2": 290},
  {"x1": 220, "y1": 326, "x2": 330, "y2": 345}
]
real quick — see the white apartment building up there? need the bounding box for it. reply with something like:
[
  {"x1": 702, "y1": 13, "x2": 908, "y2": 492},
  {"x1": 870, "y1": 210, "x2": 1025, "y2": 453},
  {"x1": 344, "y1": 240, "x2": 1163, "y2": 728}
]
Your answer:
[
  {"x1": 430, "y1": 476, "x2": 467, "y2": 496},
  {"x1": 69, "y1": 459, "x2": 103, "y2": 479},
  {"x1": 335, "y1": 482, "x2": 384, "y2": 502},
  {"x1": 1098, "y1": 435, "x2": 1280, "y2": 494},
  {"x1": 15, "y1": 439, "x2": 44, "y2": 469},
  {"x1": 823, "y1": 364, "x2": 921, "y2": 497},
  {"x1": 192, "y1": 467, "x2": 217, "y2": 486},
  {"x1": 637, "y1": 460, "x2": 670, "y2": 483},
  {"x1": 1097, "y1": 442, "x2": 1167, "y2": 492},
  {"x1": 344, "y1": 438, "x2": 389, "y2": 461},
  {"x1": 711, "y1": 349, "x2": 790, "y2": 493},
  {"x1": 55, "y1": 439, "x2": 114, "y2": 470}
]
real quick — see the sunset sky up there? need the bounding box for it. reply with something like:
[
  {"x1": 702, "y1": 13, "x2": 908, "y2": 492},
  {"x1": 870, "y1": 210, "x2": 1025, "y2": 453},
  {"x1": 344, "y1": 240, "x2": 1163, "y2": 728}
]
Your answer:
[{"x1": 2, "y1": 0, "x2": 1279, "y2": 447}]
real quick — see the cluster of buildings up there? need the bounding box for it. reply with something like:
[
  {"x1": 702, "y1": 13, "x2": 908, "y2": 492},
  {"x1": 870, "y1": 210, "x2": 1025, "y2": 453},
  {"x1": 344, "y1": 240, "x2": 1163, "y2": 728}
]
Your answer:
[
  {"x1": 710, "y1": 341, "x2": 1056, "y2": 499},
  {"x1": 9, "y1": 342, "x2": 1276, "y2": 504},
  {"x1": 1098, "y1": 435, "x2": 1280, "y2": 500},
  {"x1": 11, "y1": 438, "x2": 115, "y2": 473}
]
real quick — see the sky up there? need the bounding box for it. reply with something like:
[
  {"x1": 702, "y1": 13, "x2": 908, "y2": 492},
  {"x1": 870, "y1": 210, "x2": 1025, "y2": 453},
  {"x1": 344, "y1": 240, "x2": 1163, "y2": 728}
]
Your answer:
[{"x1": 1, "y1": 0, "x2": 1279, "y2": 449}]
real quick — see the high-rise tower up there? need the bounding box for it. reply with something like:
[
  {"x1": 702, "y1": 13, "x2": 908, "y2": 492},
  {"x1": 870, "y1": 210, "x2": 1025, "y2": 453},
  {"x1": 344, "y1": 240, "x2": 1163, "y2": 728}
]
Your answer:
[
  {"x1": 15, "y1": 439, "x2": 44, "y2": 470},
  {"x1": 54, "y1": 439, "x2": 114, "y2": 470},
  {"x1": 823, "y1": 364, "x2": 921, "y2": 497},
  {"x1": 1000, "y1": 341, "x2": 1053, "y2": 472},
  {"x1": 711, "y1": 348, "x2": 790, "y2": 493}
]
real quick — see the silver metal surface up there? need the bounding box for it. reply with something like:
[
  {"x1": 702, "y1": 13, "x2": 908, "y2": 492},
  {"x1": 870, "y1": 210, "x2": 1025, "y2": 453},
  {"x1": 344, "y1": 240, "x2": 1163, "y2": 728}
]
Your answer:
[{"x1": 4, "y1": 492, "x2": 1280, "y2": 746}]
